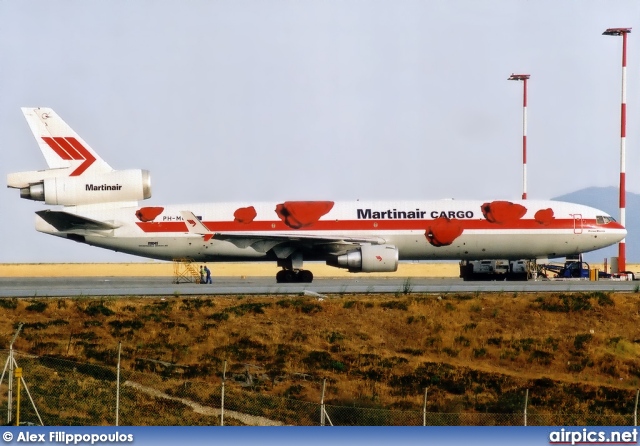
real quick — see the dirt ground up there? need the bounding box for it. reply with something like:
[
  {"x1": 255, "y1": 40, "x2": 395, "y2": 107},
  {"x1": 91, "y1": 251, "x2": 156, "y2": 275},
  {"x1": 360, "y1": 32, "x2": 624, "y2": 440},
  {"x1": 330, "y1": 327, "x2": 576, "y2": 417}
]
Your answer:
[{"x1": 0, "y1": 261, "x2": 631, "y2": 278}]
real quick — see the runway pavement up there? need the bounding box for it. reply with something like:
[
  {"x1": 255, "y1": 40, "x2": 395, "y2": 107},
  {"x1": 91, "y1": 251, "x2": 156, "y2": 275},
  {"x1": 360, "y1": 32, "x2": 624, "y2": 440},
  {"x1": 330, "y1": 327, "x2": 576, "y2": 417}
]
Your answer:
[{"x1": 0, "y1": 276, "x2": 639, "y2": 297}]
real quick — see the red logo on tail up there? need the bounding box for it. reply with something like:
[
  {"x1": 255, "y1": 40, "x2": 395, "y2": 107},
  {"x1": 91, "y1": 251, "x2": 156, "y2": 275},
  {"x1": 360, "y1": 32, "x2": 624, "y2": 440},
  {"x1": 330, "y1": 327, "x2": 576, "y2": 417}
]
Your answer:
[
  {"x1": 187, "y1": 219, "x2": 196, "y2": 227},
  {"x1": 376, "y1": 255, "x2": 382, "y2": 262},
  {"x1": 42, "y1": 136, "x2": 96, "y2": 176}
]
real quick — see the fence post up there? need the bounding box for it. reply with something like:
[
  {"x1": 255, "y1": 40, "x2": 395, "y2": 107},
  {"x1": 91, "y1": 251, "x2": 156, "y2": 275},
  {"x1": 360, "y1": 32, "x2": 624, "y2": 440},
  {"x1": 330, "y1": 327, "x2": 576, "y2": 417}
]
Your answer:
[
  {"x1": 220, "y1": 360, "x2": 227, "y2": 426},
  {"x1": 423, "y1": 388, "x2": 428, "y2": 426},
  {"x1": 116, "y1": 341, "x2": 121, "y2": 427},
  {"x1": 14, "y1": 367, "x2": 22, "y2": 426},
  {"x1": 7, "y1": 342, "x2": 13, "y2": 424},
  {"x1": 634, "y1": 389, "x2": 639, "y2": 427},
  {"x1": 6, "y1": 323, "x2": 23, "y2": 425},
  {"x1": 321, "y1": 379, "x2": 326, "y2": 426},
  {"x1": 524, "y1": 389, "x2": 529, "y2": 426}
]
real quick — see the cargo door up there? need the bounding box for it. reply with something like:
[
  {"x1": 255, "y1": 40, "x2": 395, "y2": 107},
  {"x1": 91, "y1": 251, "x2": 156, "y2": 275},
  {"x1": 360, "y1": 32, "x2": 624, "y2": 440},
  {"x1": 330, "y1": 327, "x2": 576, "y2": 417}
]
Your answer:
[{"x1": 571, "y1": 214, "x2": 583, "y2": 234}]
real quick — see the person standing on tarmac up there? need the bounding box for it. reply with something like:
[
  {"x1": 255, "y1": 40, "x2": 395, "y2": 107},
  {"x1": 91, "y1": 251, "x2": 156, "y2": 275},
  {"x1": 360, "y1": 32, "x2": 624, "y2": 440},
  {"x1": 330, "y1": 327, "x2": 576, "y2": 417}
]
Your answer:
[
  {"x1": 204, "y1": 265, "x2": 212, "y2": 284},
  {"x1": 200, "y1": 266, "x2": 205, "y2": 284}
]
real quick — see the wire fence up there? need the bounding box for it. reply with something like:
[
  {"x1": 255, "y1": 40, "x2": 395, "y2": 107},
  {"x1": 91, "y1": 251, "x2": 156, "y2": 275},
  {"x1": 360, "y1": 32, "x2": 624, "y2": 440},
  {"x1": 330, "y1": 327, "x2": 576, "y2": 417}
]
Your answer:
[{"x1": 0, "y1": 350, "x2": 637, "y2": 426}]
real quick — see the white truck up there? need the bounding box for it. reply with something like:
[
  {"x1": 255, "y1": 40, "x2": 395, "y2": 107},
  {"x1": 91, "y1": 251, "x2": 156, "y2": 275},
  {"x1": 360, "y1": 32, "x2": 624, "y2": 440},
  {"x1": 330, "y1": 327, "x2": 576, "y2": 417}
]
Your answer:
[{"x1": 459, "y1": 259, "x2": 529, "y2": 281}]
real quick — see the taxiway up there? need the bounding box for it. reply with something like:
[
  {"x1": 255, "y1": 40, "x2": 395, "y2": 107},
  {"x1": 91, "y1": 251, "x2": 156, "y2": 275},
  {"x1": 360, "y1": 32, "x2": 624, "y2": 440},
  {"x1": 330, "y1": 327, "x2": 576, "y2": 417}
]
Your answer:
[{"x1": 0, "y1": 276, "x2": 638, "y2": 298}]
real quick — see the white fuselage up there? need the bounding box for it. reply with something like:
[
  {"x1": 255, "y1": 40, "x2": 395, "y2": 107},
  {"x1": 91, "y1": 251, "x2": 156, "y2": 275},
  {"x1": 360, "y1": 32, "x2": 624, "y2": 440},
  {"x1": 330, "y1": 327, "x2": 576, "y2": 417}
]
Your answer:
[{"x1": 36, "y1": 199, "x2": 626, "y2": 264}]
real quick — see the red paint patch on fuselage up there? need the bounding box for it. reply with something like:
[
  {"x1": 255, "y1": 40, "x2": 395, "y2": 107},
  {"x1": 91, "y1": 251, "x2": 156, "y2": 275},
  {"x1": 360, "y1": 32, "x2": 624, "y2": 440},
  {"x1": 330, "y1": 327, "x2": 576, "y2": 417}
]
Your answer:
[
  {"x1": 234, "y1": 206, "x2": 257, "y2": 224},
  {"x1": 534, "y1": 208, "x2": 555, "y2": 226},
  {"x1": 481, "y1": 201, "x2": 527, "y2": 225},
  {"x1": 425, "y1": 217, "x2": 464, "y2": 247},
  {"x1": 135, "y1": 207, "x2": 164, "y2": 222},
  {"x1": 275, "y1": 201, "x2": 335, "y2": 229}
]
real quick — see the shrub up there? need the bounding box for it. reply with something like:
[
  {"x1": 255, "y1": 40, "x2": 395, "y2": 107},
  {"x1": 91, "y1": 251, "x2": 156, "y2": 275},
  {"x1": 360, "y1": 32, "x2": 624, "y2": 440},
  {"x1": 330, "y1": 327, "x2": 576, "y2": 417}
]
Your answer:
[
  {"x1": 108, "y1": 319, "x2": 144, "y2": 330},
  {"x1": 442, "y1": 347, "x2": 459, "y2": 357},
  {"x1": 535, "y1": 293, "x2": 592, "y2": 312},
  {"x1": 574, "y1": 333, "x2": 593, "y2": 351},
  {"x1": 452, "y1": 294, "x2": 474, "y2": 301},
  {"x1": 402, "y1": 278, "x2": 413, "y2": 294},
  {"x1": 303, "y1": 351, "x2": 334, "y2": 370},
  {"x1": 207, "y1": 312, "x2": 230, "y2": 322},
  {"x1": 276, "y1": 299, "x2": 322, "y2": 314},
  {"x1": 327, "y1": 332, "x2": 344, "y2": 343},
  {"x1": 0, "y1": 298, "x2": 18, "y2": 309},
  {"x1": 283, "y1": 385, "x2": 304, "y2": 398},
  {"x1": 529, "y1": 350, "x2": 554, "y2": 365},
  {"x1": 472, "y1": 348, "x2": 487, "y2": 358},
  {"x1": 593, "y1": 292, "x2": 614, "y2": 307},
  {"x1": 226, "y1": 302, "x2": 271, "y2": 316},
  {"x1": 380, "y1": 301, "x2": 408, "y2": 311},
  {"x1": 83, "y1": 320, "x2": 102, "y2": 327},
  {"x1": 407, "y1": 315, "x2": 426, "y2": 324},
  {"x1": 399, "y1": 348, "x2": 424, "y2": 356},
  {"x1": 83, "y1": 303, "x2": 115, "y2": 317},
  {"x1": 26, "y1": 301, "x2": 48, "y2": 312}
]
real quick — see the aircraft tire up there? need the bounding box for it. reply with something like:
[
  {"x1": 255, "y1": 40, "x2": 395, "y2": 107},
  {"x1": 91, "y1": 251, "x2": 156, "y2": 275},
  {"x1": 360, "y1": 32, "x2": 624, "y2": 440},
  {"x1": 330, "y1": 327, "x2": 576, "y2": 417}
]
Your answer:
[
  {"x1": 276, "y1": 269, "x2": 292, "y2": 283},
  {"x1": 298, "y1": 270, "x2": 313, "y2": 283}
]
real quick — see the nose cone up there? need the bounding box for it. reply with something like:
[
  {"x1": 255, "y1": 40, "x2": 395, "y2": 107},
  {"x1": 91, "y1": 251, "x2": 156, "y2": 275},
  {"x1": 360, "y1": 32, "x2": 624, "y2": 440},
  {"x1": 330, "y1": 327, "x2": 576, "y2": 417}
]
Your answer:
[
  {"x1": 606, "y1": 220, "x2": 626, "y2": 232},
  {"x1": 604, "y1": 221, "x2": 627, "y2": 243}
]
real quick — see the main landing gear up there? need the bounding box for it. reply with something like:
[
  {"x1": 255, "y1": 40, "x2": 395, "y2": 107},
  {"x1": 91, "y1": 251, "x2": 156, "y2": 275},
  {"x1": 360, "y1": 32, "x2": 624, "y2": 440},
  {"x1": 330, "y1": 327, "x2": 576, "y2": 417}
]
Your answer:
[
  {"x1": 275, "y1": 252, "x2": 314, "y2": 283},
  {"x1": 276, "y1": 269, "x2": 314, "y2": 283}
]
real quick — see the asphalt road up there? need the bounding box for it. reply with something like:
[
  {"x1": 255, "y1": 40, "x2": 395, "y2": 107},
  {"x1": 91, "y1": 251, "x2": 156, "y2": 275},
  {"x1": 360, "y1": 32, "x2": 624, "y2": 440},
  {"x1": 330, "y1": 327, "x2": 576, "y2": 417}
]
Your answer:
[{"x1": 0, "y1": 276, "x2": 638, "y2": 297}]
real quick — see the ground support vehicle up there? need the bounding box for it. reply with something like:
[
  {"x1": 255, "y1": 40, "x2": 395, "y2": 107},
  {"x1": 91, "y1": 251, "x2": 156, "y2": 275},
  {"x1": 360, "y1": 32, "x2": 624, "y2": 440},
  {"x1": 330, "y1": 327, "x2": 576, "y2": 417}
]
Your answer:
[{"x1": 459, "y1": 259, "x2": 531, "y2": 281}]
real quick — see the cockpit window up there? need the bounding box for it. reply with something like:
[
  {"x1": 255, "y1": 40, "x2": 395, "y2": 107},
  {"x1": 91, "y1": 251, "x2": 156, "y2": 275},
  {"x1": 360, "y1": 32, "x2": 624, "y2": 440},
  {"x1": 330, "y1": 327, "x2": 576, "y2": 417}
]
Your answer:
[{"x1": 596, "y1": 215, "x2": 616, "y2": 224}]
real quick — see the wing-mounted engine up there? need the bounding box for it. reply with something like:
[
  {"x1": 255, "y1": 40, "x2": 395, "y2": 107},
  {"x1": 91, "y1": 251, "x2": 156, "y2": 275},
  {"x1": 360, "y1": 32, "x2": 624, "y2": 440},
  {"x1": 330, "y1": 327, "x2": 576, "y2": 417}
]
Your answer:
[
  {"x1": 328, "y1": 244, "x2": 399, "y2": 273},
  {"x1": 14, "y1": 169, "x2": 151, "y2": 206}
]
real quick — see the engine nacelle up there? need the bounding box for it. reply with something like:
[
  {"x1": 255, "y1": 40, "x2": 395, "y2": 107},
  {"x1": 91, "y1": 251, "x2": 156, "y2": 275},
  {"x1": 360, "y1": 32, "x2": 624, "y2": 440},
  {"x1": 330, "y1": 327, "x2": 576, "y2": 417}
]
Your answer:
[
  {"x1": 19, "y1": 169, "x2": 151, "y2": 205},
  {"x1": 329, "y1": 244, "x2": 399, "y2": 273}
]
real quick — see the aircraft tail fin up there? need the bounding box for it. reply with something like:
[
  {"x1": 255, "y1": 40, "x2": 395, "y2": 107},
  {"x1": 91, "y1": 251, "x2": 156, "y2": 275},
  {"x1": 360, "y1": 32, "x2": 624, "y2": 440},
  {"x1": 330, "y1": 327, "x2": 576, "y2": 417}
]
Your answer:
[
  {"x1": 8, "y1": 107, "x2": 151, "y2": 207},
  {"x1": 21, "y1": 107, "x2": 112, "y2": 175}
]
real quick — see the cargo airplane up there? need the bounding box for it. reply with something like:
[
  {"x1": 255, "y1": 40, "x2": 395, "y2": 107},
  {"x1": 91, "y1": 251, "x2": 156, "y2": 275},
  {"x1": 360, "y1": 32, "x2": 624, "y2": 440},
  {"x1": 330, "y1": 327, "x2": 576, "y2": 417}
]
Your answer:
[{"x1": 8, "y1": 108, "x2": 626, "y2": 283}]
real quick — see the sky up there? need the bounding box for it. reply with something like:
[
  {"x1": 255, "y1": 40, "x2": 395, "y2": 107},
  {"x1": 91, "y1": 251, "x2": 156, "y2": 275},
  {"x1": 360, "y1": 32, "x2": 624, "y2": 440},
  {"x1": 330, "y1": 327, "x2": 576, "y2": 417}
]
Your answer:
[{"x1": 1, "y1": 0, "x2": 639, "y2": 263}]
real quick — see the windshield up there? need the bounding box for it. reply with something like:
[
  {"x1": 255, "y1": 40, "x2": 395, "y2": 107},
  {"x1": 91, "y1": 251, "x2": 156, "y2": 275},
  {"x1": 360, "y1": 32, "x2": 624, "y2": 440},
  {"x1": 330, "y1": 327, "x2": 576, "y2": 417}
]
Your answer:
[{"x1": 596, "y1": 215, "x2": 617, "y2": 225}]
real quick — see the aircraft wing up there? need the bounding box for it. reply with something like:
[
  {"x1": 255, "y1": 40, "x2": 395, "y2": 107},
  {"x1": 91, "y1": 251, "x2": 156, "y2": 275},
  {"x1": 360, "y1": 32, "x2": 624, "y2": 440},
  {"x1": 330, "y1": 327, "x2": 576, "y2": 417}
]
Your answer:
[
  {"x1": 211, "y1": 232, "x2": 386, "y2": 255},
  {"x1": 180, "y1": 210, "x2": 385, "y2": 254},
  {"x1": 35, "y1": 210, "x2": 120, "y2": 232}
]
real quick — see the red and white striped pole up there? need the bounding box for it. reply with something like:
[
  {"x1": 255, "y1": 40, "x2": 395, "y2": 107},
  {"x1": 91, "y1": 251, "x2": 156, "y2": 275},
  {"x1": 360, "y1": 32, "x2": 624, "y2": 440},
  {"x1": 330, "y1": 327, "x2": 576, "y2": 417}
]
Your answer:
[
  {"x1": 508, "y1": 74, "x2": 530, "y2": 200},
  {"x1": 603, "y1": 27, "x2": 631, "y2": 273}
]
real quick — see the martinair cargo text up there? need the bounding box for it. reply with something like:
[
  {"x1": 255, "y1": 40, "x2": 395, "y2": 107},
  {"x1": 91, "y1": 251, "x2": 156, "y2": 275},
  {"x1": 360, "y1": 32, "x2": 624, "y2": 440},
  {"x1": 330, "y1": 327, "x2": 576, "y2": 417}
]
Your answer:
[{"x1": 8, "y1": 108, "x2": 626, "y2": 282}]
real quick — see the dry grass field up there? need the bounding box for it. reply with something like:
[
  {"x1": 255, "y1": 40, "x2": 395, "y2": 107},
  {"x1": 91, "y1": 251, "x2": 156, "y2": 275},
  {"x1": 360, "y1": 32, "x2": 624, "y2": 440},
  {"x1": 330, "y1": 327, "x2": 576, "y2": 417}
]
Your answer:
[
  {"x1": 2, "y1": 261, "x2": 640, "y2": 424},
  {"x1": 1, "y1": 290, "x2": 640, "y2": 423}
]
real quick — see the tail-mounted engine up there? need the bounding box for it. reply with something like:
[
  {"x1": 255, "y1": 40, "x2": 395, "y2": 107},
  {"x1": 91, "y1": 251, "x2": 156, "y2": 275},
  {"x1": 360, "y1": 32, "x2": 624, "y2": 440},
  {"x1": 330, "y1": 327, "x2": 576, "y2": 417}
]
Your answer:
[
  {"x1": 328, "y1": 244, "x2": 399, "y2": 273},
  {"x1": 17, "y1": 169, "x2": 151, "y2": 205}
]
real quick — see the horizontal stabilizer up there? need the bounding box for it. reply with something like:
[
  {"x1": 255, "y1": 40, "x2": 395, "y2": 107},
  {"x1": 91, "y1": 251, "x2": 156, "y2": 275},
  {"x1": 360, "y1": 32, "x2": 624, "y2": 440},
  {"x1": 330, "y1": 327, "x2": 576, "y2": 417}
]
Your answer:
[{"x1": 35, "y1": 210, "x2": 119, "y2": 232}]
